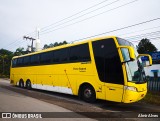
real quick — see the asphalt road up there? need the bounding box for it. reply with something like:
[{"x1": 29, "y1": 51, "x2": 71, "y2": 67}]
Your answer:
[
  {"x1": 0, "y1": 79, "x2": 96, "y2": 121},
  {"x1": 0, "y1": 78, "x2": 160, "y2": 121}
]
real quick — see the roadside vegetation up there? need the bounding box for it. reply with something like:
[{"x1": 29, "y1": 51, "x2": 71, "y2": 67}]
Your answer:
[{"x1": 141, "y1": 91, "x2": 160, "y2": 105}]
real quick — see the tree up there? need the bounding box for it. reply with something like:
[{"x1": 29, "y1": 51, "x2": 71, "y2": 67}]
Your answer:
[
  {"x1": 53, "y1": 42, "x2": 58, "y2": 47},
  {"x1": 0, "y1": 49, "x2": 13, "y2": 75},
  {"x1": 137, "y1": 38, "x2": 158, "y2": 54},
  {"x1": 14, "y1": 47, "x2": 25, "y2": 56},
  {"x1": 0, "y1": 55, "x2": 7, "y2": 74},
  {"x1": 0, "y1": 49, "x2": 13, "y2": 55},
  {"x1": 43, "y1": 44, "x2": 49, "y2": 49},
  {"x1": 43, "y1": 41, "x2": 68, "y2": 49}
]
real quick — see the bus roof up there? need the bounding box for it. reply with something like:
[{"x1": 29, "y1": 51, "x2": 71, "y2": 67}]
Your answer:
[{"x1": 12, "y1": 36, "x2": 116, "y2": 59}]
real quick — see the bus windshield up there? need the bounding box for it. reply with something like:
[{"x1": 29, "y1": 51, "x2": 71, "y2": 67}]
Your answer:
[{"x1": 117, "y1": 37, "x2": 146, "y2": 83}]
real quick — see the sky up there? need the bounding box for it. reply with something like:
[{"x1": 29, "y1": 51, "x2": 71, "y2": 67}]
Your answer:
[{"x1": 0, "y1": 0, "x2": 160, "y2": 52}]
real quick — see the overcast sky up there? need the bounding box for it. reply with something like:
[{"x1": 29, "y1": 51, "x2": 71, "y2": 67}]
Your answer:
[{"x1": 0, "y1": 0, "x2": 160, "y2": 52}]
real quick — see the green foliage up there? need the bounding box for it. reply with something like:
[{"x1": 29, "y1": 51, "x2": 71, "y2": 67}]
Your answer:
[
  {"x1": 0, "y1": 47, "x2": 32, "y2": 76},
  {"x1": 0, "y1": 49, "x2": 13, "y2": 55},
  {"x1": 141, "y1": 91, "x2": 160, "y2": 105},
  {"x1": 137, "y1": 38, "x2": 157, "y2": 54},
  {"x1": 0, "y1": 49, "x2": 13, "y2": 75},
  {"x1": 14, "y1": 47, "x2": 32, "y2": 56},
  {"x1": 43, "y1": 41, "x2": 68, "y2": 49}
]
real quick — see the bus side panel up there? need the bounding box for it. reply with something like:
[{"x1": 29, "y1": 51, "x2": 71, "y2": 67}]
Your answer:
[{"x1": 13, "y1": 68, "x2": 20, "y2": 86}]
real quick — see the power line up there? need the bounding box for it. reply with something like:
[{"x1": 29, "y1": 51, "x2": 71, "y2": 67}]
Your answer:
[
  {"x1": 125, "y1": 30, "x2": 160, "y2": 39},
  {"x1": 71, "y1": 17, "x2": 160, "y2": 43},
  {"x1": 11, "y1": 29, "x2": 160, "y2": 51},
  {"x1": 131, "y1": 36, "x2": 160, "y2": 43},
  {"x1": 121, "y1": 30, "x2": 160, "y2": 42},
  {"x1": 4, "y1": 17, "x2": 160, "y2": 51},
  {"x1": 117, "y1": 25, "x2": 160, "y2": 37},
  {"x1": 41, "y1": 0, "x2": 110, "y2": 30},
  {"x1": 128, "y1": 34, "x2": 160, "y2": 42},
  {"x1": 5, "y1": 40, "x2": 27, "y2": 51},
  {"x1": 125, "y1": 34, "x2": 160, "y2": 42},
  {"x1": 2, "y1": 37, "x2": 22, "y2": 48},
  {"x1": 2, "y1": 0, "x2": 110, "y2": 50},
  {"x1": 4, "y1": 2, "x2": 160, "y2": 51},
  {"x1": 148, "y1": 36, "x2": 160, "y2": 40},
  {"x1": 41, "y1": 0, "x2": 139, "y2": 35},
  {"x1": 2, "y1": 0, "x2": 139, "y2": 50},
  {"x1": 41, "y1": 0, "x2": 121, "y2": 33},
  {"x1": 2, "y1": 31, "x2": 36, "y2": 50}
]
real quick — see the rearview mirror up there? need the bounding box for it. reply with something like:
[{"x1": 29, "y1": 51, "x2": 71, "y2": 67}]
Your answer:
[
  {"x1": 138, "y1": 54, "x2": 152, "y2": 66},
  {"x1": 118, "y1": 46, "x2": 136, "y2": 63}
]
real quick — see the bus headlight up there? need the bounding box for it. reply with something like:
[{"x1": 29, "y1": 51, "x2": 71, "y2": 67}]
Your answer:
[{"x1": 124, "y1": 86, "x2": 137, "y2": 92}]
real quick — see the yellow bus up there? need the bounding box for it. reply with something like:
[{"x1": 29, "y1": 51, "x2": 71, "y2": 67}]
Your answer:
[{"x1": 10, "y1": 36, "x2": 152, "y2": 103}]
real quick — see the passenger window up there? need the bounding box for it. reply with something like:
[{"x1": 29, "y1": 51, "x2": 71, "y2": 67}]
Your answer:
[
  {"x1": 12, "y1": 59, "x2": 17, "y2": 67},
  {"x1": 69, "y1": 43, "x2": 90, "y2": 62},
  {"x1": 40, "y1": 51, "x2": 52, "y2": 64},
  {"x1": 17, "y1": 57, "x2": 24, "y2": 66},
  {"x1": 53, "y1": 48, "x2": 69, "y2": 63},
  {"x1": 30, "y1": 54, "x2": 39, "y2": 65},
  {"x1": 23, "y1": 56, "x2": 30, "y2": 66}
]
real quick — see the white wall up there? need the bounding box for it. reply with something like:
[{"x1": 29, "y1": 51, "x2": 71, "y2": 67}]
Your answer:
[{"x1": 144, "y1": 64, "x2": 160, "y2": 77}]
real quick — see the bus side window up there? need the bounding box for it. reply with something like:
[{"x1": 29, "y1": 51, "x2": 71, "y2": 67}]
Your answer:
[
  {"x1": 40, "y1": 51, "x2": 52, "y2": 64},
  {"x1": 23, "y1": 56, "x2": 30, "y2": 66},
  {"x1": 17, "y1": 57, "x2": 24, "y2": 67},
  {"x1": 30, "y1": 54, "x2": 40, "y2": 65},
  {"x1": 12, "y1": 59, "x2": 17, "y2": 67},
  {"x1": 53, "y1": 48, "x2": 69, "y2": 64},
  {"x1": 53, "y1": 50, "x2": 60, "y2": 63},
  {"x1": 69, "y1": 43, "x2": 90, "y2": 62},
  {"x1": 60, "y1": 48, "x2": 69, "y2": 62},
  {"x1": 69, "y1": 46, "x2": 79, "y2": 62}
]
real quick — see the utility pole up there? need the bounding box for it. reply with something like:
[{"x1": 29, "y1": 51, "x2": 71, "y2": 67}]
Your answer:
[{"x1": 23, "y1": 36, "x2": 36, "y2": 52}]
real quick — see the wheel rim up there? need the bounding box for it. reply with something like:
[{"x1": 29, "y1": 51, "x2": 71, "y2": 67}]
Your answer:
[
  {"x1": 20, "y1": 82, "x2": 23, "y2": 87},
  {"x1": 27, "y1": 82, "x2": 30, "y2": 87},
  {"x1": 19, "y1": 81, "x2": 23, "y2": 87},
  {"x1": 28, "y1": 82, "x2": 30, "y2": 87},
  {"x1": 84, "y1": 88, "x2": 92, "y2": 98},
  {"x1": 26, "y1": 81, "x2": 31, "y2": 89}
]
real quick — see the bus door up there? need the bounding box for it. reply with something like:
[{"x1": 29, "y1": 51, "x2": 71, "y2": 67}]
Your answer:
[{"x1": 92, "y1": 38, "x2": 124, "y2": 102}]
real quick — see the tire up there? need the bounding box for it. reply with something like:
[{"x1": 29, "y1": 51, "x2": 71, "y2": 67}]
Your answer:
[
  {"x1": 26, "y1": 80, "x2": 32, "y2": 90},
  {"x1": 81, "y1": 85, "x2": 96, "y2": 103},
  {"x1": 19, "y1": 80, "x2": 24, "y2": 88}
]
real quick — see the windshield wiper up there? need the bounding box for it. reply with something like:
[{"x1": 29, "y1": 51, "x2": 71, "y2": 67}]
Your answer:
[{"x1": 135, "y1": 81, "x2": 146, "y2": 84}]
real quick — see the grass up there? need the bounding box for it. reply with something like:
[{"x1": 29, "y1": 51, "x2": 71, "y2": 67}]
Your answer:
[{"x1": 141, "y1": 91, "x2": 160, "y2": 105}]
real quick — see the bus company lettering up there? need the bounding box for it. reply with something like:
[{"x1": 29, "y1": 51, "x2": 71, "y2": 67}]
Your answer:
[{"x1": 73, "y1": 67, "x2": 86, "y2": 72}]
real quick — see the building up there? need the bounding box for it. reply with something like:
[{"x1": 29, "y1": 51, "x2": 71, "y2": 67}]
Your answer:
[
  {"x1": 142, "y1": 52, "x2": 160, "y2": 91},
  {"x1": 142, "y1": 51, "x2": 160, "y2": 78}
]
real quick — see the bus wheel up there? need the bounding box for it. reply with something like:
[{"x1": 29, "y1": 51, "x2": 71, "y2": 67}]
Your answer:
[
  {"x1": 26, "y1": 80, "x2": 32, "y2": 90},
  {"x1": 81, "y1": 85, "x2": 96, "y2": 103},
  {"x1": 19, "y1": 79, "x2": 24, "y2": 88}
]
